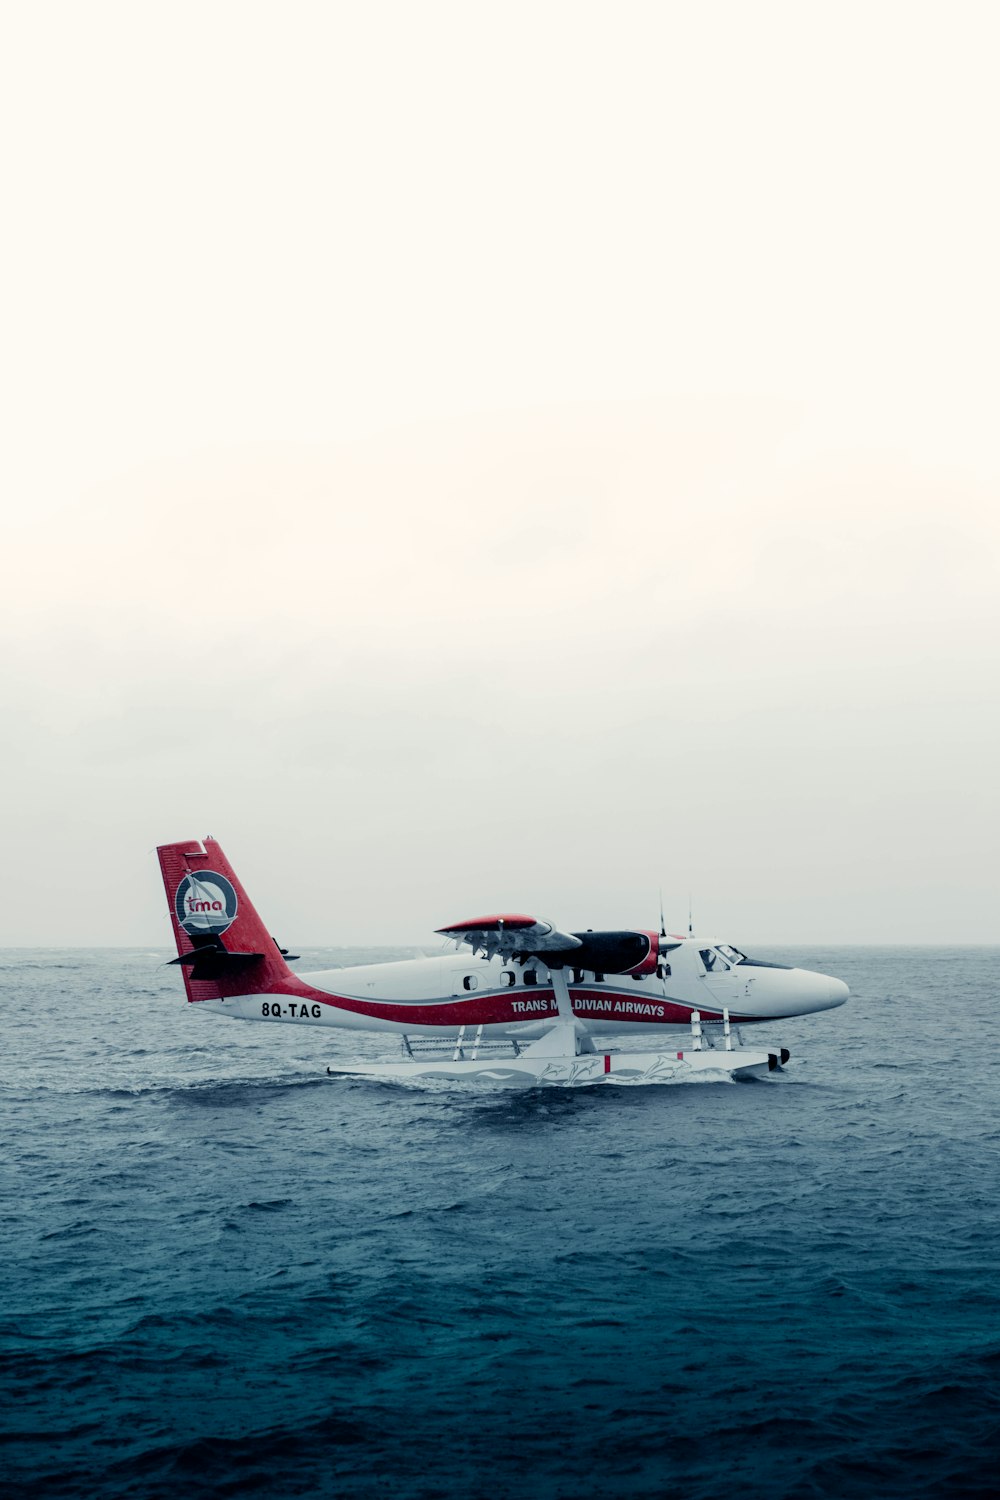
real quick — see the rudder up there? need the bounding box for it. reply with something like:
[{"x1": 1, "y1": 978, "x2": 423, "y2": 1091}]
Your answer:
[{"x1": 157, "y1": 837, "x2": 294, "y2": 1001}]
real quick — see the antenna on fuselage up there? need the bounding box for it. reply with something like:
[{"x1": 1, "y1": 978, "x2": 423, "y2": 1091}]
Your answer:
[
  {"x1": 688, "y1": 893, "x2": 694, "y2": 937},
  {"x1": 659, "y1": 888, "x2": 666, "y2": 940}
]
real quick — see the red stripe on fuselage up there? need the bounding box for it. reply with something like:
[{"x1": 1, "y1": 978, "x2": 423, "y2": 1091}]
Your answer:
[
  {"x1": 187, "y1": 974, "x2": 764, "y2": 1029},
  {"x1": 226, "y1": 974, "x2": 558, "y2": 1028}
]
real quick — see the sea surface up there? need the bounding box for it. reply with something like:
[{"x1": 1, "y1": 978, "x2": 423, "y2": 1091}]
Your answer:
[{"x1": 2, "y1": 946, "x2": 999, "y2": 1499}]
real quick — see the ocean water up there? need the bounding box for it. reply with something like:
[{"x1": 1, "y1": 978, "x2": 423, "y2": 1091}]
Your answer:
[{"x1": 2, "y1": 946, "x2": 999, "y2": 1499}]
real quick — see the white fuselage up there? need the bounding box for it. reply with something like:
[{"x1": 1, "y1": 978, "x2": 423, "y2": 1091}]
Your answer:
[{"x1": 194, "y1": 936, "x2": 849, "y2": 1037}]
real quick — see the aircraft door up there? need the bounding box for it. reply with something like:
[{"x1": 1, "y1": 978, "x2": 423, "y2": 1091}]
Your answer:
[{"x1": 698, "y1": 947, "x2": 753, "y2": 1009}]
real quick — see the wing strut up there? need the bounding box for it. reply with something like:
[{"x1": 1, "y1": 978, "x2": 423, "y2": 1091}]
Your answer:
[
  {"x1": 533, "y1": 966, "x2": 596, "y2": 1057},
  {"x1": 550, "y1": 965, "x2": 574, "y2": 1022}
]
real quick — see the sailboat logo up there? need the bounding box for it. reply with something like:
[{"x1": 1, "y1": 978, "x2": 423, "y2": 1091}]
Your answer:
[{"x1": 175, "y1": 871, "x2": 238, "y2": 937}]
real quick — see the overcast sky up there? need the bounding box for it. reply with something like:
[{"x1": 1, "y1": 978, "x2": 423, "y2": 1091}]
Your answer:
[{"x1": 2, "y1": 0, "x2": 997, "y2": 947}]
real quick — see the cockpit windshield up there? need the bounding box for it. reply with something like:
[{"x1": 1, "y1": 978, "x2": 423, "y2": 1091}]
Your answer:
[{"x1": 700, "y1": 945, "x2": 750, "y2": 973}]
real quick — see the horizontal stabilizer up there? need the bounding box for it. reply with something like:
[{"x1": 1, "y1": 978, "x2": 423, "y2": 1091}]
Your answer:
[{"x1": 168, "y1": 947, "x2": 264, "y2": 981}]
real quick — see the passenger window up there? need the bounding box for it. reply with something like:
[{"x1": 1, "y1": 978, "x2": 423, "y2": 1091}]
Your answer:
[
  {"x1": 462, "y1": 975, "x2": 478, "y2": 991},
  {"x1": 570, "y1": 968, "x2": 584, "y2": 984},
  {"x1": 499, "y1": 970, "x2": 514, "y2": 988},
  {"x1": 632, "y1": 971, "x2": 645, "y2": 982},
  {"x1": 592, "y1": 972, "x2": 604, "y2": 983},
  {"x1": 523, "y1": 968, "x2": 538, "y2": 986}
]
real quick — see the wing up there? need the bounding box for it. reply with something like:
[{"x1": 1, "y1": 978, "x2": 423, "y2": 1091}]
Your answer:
[{"x1": 435, "y1": 913, "x2": 582, "y2": 962}]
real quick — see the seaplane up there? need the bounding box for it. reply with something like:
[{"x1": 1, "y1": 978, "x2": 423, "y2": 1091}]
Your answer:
[{"x1": 156, "y1": 837, "x2": 849, "y2": 1086}]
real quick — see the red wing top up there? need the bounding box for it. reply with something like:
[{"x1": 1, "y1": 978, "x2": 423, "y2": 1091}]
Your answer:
[
  {"x1": 436, "y1": 914, "x2": 540, "y2": 933},
  {"x1": 435, "y1": 914, "x2": 582, "y2": 961}
]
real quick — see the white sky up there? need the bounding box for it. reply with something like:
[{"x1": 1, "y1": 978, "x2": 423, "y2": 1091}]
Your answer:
[{"x1": 1, "y1": 0, "x2": 998, "y2": 945}]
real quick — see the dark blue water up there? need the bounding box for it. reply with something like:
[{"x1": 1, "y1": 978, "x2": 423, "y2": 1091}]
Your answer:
[{"x1": 2, "y1": 947, "x2": 999, "y2": 1498}]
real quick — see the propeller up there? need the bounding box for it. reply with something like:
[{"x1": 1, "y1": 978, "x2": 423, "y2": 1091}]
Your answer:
[{"x1": 656, "y1": 889, "x2": 682, "y2": 978}]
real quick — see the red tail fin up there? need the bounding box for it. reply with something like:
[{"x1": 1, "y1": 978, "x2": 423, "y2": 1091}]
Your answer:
[{"x1": 156, "y1": 837, "x2": 294, "y2": 1001}]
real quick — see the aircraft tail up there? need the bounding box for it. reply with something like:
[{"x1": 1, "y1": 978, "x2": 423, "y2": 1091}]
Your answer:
[{"x1": 156, "y1": 837, "x2": 295, "y2": 1001}]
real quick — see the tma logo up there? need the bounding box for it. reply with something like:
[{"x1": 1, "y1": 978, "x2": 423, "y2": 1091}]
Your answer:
[{"x1": 175, "y1": 871, "x2": 238, "y2": 937}]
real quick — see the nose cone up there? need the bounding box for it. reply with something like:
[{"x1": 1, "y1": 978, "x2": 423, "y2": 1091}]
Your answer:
[
  {"x1": 799, "y1": 971, "x2": 849, "y2": 1012},
  {"x1": 825, "y1": 976, "x2": 850, "y2": 1008},
  {"x1": 725, "y1": 966, "x2": 850, "y2": 1020}
]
